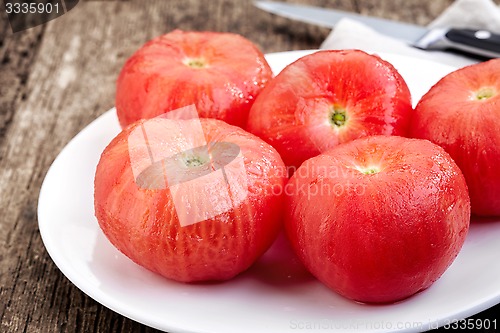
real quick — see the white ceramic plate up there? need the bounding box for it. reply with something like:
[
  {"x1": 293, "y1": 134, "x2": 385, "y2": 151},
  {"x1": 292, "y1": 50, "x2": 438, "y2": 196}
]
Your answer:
[{"x1": 38, "y1": 51, "x2": 500, "y2": 333}]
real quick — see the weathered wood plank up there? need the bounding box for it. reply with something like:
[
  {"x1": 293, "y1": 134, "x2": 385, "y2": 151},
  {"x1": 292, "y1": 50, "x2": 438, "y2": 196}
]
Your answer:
[
  {"x1": 0, "y1": 21, "x2": 45, "y2": 148},
  {"x1": 354, "y1": 0, "x2": 454, "y2": 25},
  {"x1": 355, "y1": 0, "x2": 500, "y2": 25}
]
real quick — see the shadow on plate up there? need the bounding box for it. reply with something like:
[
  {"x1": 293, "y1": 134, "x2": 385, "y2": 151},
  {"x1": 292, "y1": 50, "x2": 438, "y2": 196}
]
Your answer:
[{"x1": 245, "y1": 229, "x2": 315, "y2": 286}]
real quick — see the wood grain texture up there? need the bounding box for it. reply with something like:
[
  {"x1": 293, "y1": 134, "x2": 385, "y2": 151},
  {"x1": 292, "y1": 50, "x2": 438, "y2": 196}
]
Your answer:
[{"x1": 0, "y1": 1, "x2": 499, "y2": 332}]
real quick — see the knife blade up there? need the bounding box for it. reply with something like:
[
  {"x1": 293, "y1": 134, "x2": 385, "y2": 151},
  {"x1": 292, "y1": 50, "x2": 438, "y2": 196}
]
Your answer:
[{"x1": 255, "y1": 1, "x2": 500, "y2": 59}]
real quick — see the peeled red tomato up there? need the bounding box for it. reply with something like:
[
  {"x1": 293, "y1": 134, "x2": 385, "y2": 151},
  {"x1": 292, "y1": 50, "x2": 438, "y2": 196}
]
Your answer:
[
  {"x1": 411, "y1": 59, "x2": 500, "y2": 216},
  {"x1": 116, "y1": 30, "x2": 273, "y2": 129},
  {"x1": 94, "y1": 118, "x2": 286, "y2": 282},
  {"x1": 284, "y1": 135, "x2": 470, "y2": 303},
  {"x1": 247, "y1": 50, "x2": 412, "y2": 169}
]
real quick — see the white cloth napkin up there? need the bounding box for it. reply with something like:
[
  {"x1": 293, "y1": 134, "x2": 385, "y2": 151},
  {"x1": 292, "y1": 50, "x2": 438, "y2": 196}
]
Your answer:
[{"x1": 320, "y1": 0, "x2": 500, "y2": 68}]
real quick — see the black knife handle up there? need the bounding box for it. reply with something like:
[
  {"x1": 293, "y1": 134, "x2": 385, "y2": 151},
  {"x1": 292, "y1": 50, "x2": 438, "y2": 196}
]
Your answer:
[{"x1": 445, "y1": 28, "x2": 500, "y2": 59}]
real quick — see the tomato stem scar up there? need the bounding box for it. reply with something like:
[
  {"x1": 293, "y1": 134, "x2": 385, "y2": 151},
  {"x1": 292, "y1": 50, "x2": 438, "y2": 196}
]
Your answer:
[{"x1": 329, "y1": 106, "x2": 347, "y2": 127}]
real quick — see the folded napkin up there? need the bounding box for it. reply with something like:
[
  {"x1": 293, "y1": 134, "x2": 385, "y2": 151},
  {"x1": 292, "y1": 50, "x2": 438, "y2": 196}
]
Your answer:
[{"x1": 320, "y1": 0, "x2": 500, "y2": 68}]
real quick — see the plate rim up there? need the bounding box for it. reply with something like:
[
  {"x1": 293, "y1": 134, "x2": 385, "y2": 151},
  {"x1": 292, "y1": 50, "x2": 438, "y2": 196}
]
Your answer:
[{"x1": 37, "y1": 50, "x2": 500, "y2": 333}]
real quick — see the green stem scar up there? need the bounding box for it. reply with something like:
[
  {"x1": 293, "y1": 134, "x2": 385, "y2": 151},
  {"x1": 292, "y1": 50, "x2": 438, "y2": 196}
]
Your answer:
[
  {"x1": 362, "y1": 168, "x2": 379, "y2": 175},
  {"x1": 183, "y1": 156, "x2": 206, "y2": 167},
  {"x1": 329, "y1": 106, "x2": 348, "y2": 127},
  {"x1": 184, "y1": 57, "x2": 207, "y2": 69},
  {"x1": 180, "y1": 146, "x2": 211, "y2": 168},
  {"x1": 356, "y1": 166, "x2": 380, "y2": 175},
  {"x1": 474, "y1": 87, "x2": 496, "y2": 100}
]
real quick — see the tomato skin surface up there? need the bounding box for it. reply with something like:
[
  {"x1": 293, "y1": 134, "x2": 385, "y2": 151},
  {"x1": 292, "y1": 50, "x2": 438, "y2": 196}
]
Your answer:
[
  {"x1": 410, "y1": 59, "x2": 500, "y2": 216},
  {"x1": 94, "y1": 118, "x2": 287, "y2": 282},
  {"x1": 116, "y1": 30, "x2": 273, "y2": 129},
  {"x1": 284, "y1": 135, "x2": 470, "y2": 303},
  {"x1": 246, "y1": 50, "x2": 412, "y2": 170}
]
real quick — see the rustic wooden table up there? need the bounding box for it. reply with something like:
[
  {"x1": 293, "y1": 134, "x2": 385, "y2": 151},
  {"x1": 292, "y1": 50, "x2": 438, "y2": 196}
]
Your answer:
[{"x1": 1, "y1": 0, "x2": 499, "y2": 332}]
